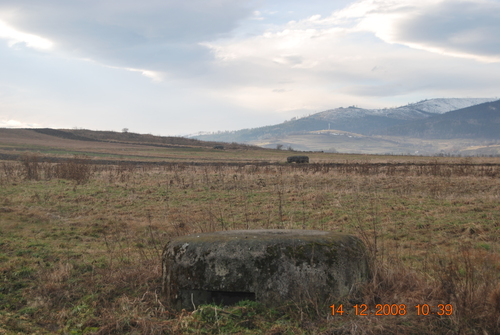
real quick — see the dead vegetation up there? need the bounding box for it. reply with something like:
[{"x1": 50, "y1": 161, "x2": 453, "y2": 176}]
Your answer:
[
  {"x1": 20, "y1": 153, "x2": 94, "y2": 184},
  {"x1": 1, "y1": 155, "x2": 500, "y2": 334}
]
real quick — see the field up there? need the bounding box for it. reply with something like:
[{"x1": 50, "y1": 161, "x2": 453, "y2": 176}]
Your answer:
[
  {"x1": 250, "y1": 130, "x2": 500, "y2": 156},
  {"x1": 1, "y1": 132, "x2": 500, "y2": 334}
]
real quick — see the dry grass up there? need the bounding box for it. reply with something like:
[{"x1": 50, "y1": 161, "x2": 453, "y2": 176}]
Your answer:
[{"x1": 1, "y1": 156, "x2": 500, "y2": 334}]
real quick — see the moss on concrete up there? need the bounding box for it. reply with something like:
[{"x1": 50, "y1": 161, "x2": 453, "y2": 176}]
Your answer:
[{"x1": 162, "y1": 229, "x2": 369, "y2": 311}]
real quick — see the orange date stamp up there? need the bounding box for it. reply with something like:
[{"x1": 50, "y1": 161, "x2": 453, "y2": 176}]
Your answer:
[{"x1": 330, "y1": 304, "x2": 453, "y2": 316}]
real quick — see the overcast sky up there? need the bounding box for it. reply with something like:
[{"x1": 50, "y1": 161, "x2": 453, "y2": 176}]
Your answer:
[{"x1": 1, "y1": 0, "x2": 499, "y2": 135}]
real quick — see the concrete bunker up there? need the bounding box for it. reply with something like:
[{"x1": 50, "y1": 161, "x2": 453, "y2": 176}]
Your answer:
[
  {"x1": 287, "y1": 156, "x2": 309, "y2": 163},
  {"x1": 162, "y1": 229, "x2": 369, "y2": 311}
]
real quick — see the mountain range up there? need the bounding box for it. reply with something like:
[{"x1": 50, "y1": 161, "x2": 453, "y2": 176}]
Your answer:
[
  {"x1": 194, "y1": 98, "x2": 500, "y2": 155},
  {"x1": 371, "y1": 99, "x2": 500, "y2": 139}
]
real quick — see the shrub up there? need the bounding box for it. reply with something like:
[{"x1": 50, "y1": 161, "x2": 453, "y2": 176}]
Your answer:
[
  {"x1": 54, "y1": 155, "x2": 93, "y2": 184},
  {"x1": 21, "y1": 153, "x2": 41, "y2": 181}
]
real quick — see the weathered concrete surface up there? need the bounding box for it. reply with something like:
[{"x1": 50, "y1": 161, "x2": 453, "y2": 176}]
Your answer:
[
  {"x1": 287, "y1": 156, "x2": 309, "y2": 163},
  {"x1": 162, "y1": 229, "x2": 369, "y2": 310}
]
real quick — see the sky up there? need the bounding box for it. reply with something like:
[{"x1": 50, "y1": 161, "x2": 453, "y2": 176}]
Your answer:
[{"x1": 1, "y1": 0, "x2": 499, "y2": 136}]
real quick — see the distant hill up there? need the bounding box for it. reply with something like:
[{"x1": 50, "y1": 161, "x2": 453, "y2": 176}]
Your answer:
[
  {"x1": 57, "y1": 128, "x2": 268, "y2": 149},
  {"x1": 0, "y1": 128, "x2": 274, "y2": 164},
  {"x1": 194, "y1": 98, "x2": 496, "y2": 142},
  {"x1": 0, "y1": 128, "x2": 262, "y2": 151},
  {"x1": 372, "y1": 99, "x2": 500, "y2": 139},
  {"x1": 63, "y1": 129, "x2": 224, "y2": 148}
]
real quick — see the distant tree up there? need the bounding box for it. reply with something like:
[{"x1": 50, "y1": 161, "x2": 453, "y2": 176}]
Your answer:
[
  {"x1": 276, "y1": 144, "x2": 283, "y2": 150},
  {"x1": 122, "y1": 128, "x2": 129, "y2": 133}
]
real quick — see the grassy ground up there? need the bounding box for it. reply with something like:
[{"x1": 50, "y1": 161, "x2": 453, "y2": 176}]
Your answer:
[{"x1": 1, "y1": 154, "x2": 500, "y2": 334}]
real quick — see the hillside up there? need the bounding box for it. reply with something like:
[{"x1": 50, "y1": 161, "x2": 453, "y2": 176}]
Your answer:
[
  {"x1": 194, "y1": 98, "x2": 496, "y2": 142},
  {"x1": 38, "y1": 128, "x2": 255, "y2": 149},
  {"x1": 0, "y1": 128, "x2": 275, "y2": 164},
  {"x1": 372, "y1": 99, "x2": 500, "y2": 139},
  {"x1": 0, "y1": 128, "x2": 260, "y2": 150}
]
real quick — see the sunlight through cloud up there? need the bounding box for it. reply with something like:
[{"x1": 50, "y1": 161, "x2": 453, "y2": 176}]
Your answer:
[
  {"x1": 0, "y1": 20, "x2": 53, "y2": 50},
  {"x1": 124, "y1": 68, "x2": 165, "y2": 82}
]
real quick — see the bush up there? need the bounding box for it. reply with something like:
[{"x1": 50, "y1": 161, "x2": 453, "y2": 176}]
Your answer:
[
  {"x1": 21, "y1": 153, "x2": 41, "y2": 181},
  {"x1": 54, "y1": 155, "x2": 93, "y2": 184}
]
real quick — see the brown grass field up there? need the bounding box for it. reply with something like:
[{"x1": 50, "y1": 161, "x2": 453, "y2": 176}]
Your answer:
[{"x1": 1, "y1": 129, "x2": 500, "y2": 334}]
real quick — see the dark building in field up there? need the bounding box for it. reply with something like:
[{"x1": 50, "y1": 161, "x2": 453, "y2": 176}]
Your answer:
[{"x1": 287, "y1": 156, "x2": 309, "y2": 163}]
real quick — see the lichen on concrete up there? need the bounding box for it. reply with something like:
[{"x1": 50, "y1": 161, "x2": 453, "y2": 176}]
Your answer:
[{"x1": 162, "y1": 229, "x2": 370, "y2": 311}]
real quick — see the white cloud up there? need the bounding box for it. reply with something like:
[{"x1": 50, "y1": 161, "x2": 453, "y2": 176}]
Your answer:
[
  {"x1": 0, "y1": 0, "x2": 256, "y2": 74},
  {"x1": 197, "y1": 0, "x2": 500, "y2": 114},
  {"x1": 0, "y1": 19, "x2": 52, "y2": 50},
  {"x1": 205, "y1": 0, "x2": 500, "y2": 65},
  {"x1": 0, "y1": 0, "x2": 499, "y2": 135},
  {"x1": 0, "y1": 119, "x2": 41, "y2": 128},
  {"x1": 252, "y1": 10, "x2": 264, "y2": 20},
  {"x1": 119, "y1": 66, "x2": 166, "y2": 82},
  {"x1": 0, "y1": 0, "x2": 257, "y2": 83},
  {"x1": 340, "y1": 0, "x2": 500, "y2": 62},
  {"x1": 131, "y1": 69, "x2": 165, "y2": 82}
]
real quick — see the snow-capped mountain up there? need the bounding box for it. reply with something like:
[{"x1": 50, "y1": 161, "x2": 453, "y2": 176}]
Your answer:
[
  {"x1": 372, "y1": 99, "x2": 500, "y2": 139},
  {"x1": 314, "y1": 98, "x2": 496, "y2": 122},
  {"x1": 194, "y1": 98, "x2": 498, "y2": 143}
]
